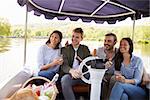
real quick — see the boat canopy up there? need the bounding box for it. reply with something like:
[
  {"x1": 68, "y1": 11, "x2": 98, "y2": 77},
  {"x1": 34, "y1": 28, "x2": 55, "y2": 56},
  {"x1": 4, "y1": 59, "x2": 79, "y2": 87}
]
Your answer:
[{"x1": 18, "y1": 0, "x2": 150, "y2": 24}]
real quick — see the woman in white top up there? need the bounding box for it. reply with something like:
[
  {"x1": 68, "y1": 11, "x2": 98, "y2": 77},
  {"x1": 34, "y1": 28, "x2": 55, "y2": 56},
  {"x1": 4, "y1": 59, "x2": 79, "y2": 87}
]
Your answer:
[{"x1": 37, "y1": 30, "x2": 63, "y2": 80}]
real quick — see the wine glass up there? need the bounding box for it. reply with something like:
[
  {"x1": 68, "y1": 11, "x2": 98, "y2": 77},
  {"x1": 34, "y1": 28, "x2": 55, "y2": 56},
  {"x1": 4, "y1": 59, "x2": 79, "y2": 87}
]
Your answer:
[{"x1": 58, "y1": 54, "x2": 63, "y2": 61}]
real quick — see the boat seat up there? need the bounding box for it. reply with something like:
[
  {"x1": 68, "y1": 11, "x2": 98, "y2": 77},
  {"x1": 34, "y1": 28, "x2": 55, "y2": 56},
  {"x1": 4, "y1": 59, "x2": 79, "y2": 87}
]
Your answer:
[
  {"x1": 0, "y1": 70, "x2": 32, "y2": 99},
  {"x1": 56, "y1": 82, "x2": 90, "y2": 93}
]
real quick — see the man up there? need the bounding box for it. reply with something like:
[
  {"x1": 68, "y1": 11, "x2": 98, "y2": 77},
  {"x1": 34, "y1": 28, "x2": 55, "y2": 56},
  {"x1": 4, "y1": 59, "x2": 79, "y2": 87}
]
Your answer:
[
  {"x1": 96, "y1": 33, "x2": 117, "y2": 100},
  {"x1": 60, "y1": 28, "x2": 91, "y2": 100}
]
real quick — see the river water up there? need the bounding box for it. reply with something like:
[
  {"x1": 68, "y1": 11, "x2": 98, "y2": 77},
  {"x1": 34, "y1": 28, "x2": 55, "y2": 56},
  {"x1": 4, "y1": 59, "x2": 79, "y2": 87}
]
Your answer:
[{"x1": 0, "y1": 38, "x2": 150, "y2": 83}]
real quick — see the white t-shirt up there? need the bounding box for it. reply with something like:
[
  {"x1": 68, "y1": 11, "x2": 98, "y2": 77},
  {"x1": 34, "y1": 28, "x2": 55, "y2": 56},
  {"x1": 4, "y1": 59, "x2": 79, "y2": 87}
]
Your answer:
[{"x1": 72, "y1": 48, "x2": 79, "y2": 69}]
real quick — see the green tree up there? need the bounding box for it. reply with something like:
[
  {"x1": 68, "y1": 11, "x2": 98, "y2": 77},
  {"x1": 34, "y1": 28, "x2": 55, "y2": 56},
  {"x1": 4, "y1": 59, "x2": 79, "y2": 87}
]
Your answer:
[
  {"x1": 12, "y1": 28, "x2": 24, "y2": 37},
  {"x1": 0, "y1": 18, "x2": 11, "y2": 36}
]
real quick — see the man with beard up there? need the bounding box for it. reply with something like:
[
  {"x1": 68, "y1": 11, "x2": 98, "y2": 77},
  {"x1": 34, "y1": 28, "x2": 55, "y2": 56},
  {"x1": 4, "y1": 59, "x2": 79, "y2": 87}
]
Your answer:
[{"x1": 96, "y1": 33, "x2": 117, "y2": 100}]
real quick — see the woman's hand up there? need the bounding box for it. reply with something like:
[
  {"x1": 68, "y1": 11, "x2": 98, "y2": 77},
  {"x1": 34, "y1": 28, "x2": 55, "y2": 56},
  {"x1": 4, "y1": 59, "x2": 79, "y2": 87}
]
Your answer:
[
  {"x1": 116, "y1": 74, "x2": 126, "y2": 83},
  {"x1": 58, "y1": 58, "x2": 63, "y2": 65},
  {"x1": 52, "y1": 58, "x2": 63, "y2": 66},
  {"x1": 41, "y1": 58, "x2": 63, "y2": 70}
]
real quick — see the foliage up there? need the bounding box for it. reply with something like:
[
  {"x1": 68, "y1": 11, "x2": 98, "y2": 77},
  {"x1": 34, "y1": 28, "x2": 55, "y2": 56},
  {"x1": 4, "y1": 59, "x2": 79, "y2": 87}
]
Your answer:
[
  {"x1": 12, "y1": 28, "x2": 24, "y2": 37},
  {"x1": 0, "y1": 18, "x2": 11, "y2": 36},
  {"x1": 12, "y1": 27, "x2": 32, "y2": 38},
  {"x1": 11, "y1": 21, "x2": 150, "y2": 43}
]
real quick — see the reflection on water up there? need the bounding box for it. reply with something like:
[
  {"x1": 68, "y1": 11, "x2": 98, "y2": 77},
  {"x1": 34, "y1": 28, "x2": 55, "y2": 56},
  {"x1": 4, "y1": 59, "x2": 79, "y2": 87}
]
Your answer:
[
  {"x1": 0, "y1": 38, "x2": 11, "y2": 53},
  {"x1": 135, "y1": 43, "x2": 150, "y2": 56},
  {"x1": 0, "y1": 38, "x2": 150, "y2": 82},
  {"x1": 134, "y1": 44, "x2": 150, "y2": 72}
]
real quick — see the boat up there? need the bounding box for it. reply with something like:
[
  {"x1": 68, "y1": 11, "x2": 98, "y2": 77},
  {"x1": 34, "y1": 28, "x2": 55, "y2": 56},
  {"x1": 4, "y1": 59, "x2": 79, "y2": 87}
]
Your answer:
[{"x1": 0, "y1": 0, "x2": 150, "y2": 99}]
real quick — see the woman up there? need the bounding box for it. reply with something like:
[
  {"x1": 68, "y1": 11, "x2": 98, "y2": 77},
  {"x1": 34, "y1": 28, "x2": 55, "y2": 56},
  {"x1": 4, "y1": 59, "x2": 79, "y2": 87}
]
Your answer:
[
  {"x1": 110, "y1": 37, "x2": 146, "y2": 100},
  {"x1": 37, "y1": 30, "x2": 63, "y2": 80}
]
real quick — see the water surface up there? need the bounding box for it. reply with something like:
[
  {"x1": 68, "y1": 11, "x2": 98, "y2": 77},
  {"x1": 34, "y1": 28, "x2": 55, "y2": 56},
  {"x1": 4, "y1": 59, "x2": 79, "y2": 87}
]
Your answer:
[{"x1": 0, "y1": 38, "x2": 150, "y2": 82}]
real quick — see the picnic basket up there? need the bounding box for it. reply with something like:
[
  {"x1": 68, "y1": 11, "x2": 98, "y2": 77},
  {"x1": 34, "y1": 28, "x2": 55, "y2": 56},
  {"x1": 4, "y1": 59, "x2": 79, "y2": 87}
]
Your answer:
[{"x1": 22, "y1": 76, "x2": 58, "y2": 100}]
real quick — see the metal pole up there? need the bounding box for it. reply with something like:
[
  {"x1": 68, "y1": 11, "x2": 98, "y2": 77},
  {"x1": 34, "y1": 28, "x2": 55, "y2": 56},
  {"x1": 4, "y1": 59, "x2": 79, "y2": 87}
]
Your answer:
[
  {"x1": 24, "y1": 2, "x2": 28, "y2": 65},
  {"x1": 132, "y1": 14, "x2": 135, "y2": 42}
]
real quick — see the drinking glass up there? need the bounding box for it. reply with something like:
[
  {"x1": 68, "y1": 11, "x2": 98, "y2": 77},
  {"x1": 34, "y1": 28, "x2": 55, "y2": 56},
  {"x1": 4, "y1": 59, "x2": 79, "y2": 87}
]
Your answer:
[{"x1": 114, "y1": 71, "x2": 121, "y2": 76}]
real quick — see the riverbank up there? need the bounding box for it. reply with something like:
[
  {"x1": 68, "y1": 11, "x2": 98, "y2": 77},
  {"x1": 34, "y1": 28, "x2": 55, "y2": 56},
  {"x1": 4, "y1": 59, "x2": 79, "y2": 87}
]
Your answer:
[{"x1": 1, "y1": 36, "x2": 150, "y2": 44}]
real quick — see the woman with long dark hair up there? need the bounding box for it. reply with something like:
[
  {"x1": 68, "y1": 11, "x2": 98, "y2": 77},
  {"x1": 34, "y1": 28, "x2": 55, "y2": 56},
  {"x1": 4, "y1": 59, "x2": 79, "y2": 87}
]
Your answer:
[
  {"x1": 110, "y1": 37, "x2": 146, "y2": 100},
  {"x1": 36, "y1": 30, "x2": 63, "y2": 80}
]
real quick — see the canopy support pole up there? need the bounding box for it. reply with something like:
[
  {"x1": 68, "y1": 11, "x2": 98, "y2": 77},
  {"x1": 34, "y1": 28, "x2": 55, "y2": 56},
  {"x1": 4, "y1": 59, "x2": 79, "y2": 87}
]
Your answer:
[
  {"x1": 23, "y1": 3, "x2": 28, "y2": 65},
  {"x1": 132, "y1": 14, "x2": 135, "y2": 42}
]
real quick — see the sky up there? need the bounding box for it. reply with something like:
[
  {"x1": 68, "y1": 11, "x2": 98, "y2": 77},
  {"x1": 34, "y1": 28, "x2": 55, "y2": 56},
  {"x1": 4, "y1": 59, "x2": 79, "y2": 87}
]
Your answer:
[
  {"x1": 0, "y1": 0, "x2": 49, "y2": 25},
  {"x1": 0, "y1": 0, "x2": 26, "y2": 24},
  {"x1": 0, "y1": 0, "x2": 149, "y2": 26}
]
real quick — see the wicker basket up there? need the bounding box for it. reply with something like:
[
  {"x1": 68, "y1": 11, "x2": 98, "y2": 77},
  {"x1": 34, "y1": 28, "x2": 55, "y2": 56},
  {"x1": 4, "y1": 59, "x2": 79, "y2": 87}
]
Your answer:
[{"x1": 22, "y1": 76, "x2": 58, "y2": 100}]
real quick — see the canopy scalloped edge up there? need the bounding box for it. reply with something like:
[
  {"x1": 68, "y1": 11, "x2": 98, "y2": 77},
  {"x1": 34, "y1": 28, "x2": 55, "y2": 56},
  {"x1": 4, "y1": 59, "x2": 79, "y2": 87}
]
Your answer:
[{"x1": 18, "y1": 0, "x2": 150, "y2": 24}]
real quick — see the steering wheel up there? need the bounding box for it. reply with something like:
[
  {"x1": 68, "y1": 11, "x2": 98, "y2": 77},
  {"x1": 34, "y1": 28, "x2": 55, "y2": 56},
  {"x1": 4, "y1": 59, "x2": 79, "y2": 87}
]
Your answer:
[{"x1": 79, "y1": 56, "x2": 102, "y2": 84}]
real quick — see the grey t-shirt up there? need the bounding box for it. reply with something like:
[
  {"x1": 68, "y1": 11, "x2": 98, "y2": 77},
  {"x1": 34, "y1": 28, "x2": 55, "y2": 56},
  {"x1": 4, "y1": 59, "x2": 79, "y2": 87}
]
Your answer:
[
  {"x1": 96, "y1": 47, "x2": 117, "y2": 74},
  {"x1": 96, "y1": 47, "x2": 106, "y2": 59},
  {"x1": 37, "y1": 44, "x2": 61, "y2": 72}
]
